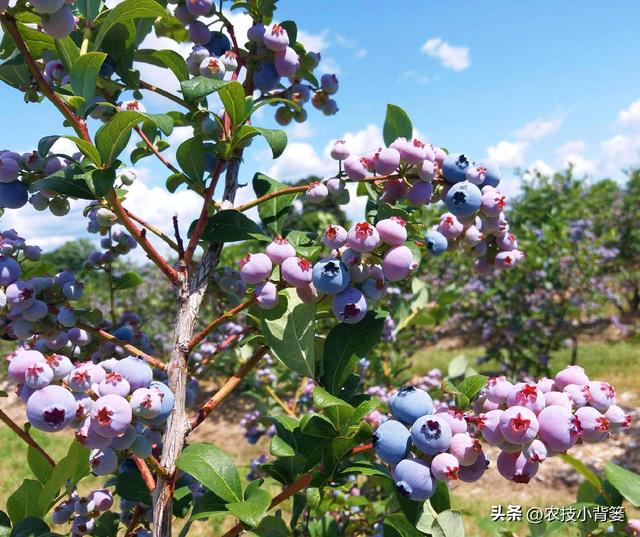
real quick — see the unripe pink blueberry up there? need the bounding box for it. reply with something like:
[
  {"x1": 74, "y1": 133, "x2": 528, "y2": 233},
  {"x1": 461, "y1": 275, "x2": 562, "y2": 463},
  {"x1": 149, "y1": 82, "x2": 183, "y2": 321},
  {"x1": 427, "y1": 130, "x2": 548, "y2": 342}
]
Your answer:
[
  {"x1": 330, "y1": 140, "x2": 350, "y2": 160},
  {"x1": 605, "y1": 405, "x2": 631, "y2": 430},
  {"x1": 496, "y1": 233, "x2": 518, "y2": 251},
  {"x1": 537, "y1": 404, "x2": 580, "y2": 452},
  {"x1": 499, "y1": 406, "x2": 539, "y2": 445},
  {"x1": 239, "y1": 252, "x2": 272, "y2": 284},
  {"x1": 296, "y1": 282, "x2": 318, "y2": 303},
  {"x1": 480, "y1": 191, "x2": 507, "y2": 217},
  {"x1": 435, "y1": 407, "x2": 468, "y2": 435},
  {"x1": 306, "y1": 181, "x2": 328, "y2": 203},
  {"x1": 495, "y1": 250, "x2": 519, "y2": 269},
  {"x1": 486, "y1": 375, "x2": 513, "y2": 404},
  {"x1": 254, "y1": 281, "x2": 278, "y2": 310},
  {"x1": 379, "y1": 178, "x2": 409, "y2": 203},
  {"x1": 263, "y1": 23, "x2": 289, "y2": 51},
  {"x1": 26, "y1": 384, "x2": 76, "y2": 432},
  {"x1": 587, "y1": 381, "x2": 616, "y2": 411},
  {"x1": 281, "y1": 256, "x2": 313, "y2": 287},
  {"x1": 382, "y1": 246, "x2": 417, "y2": 281},
  {"x1": 522, "y1": 439, "x2": 548, "y2": 463},
  {"x1": 324, "y1": 177, "x2": 345, "y2": 198},
  {"x1": 563, "y1": 384, "x2": 591, "y2": 408},
  {"x1": 575, "y1": 406, "x2": 610, "y2": 442},
  {"x1": 537, "y1": 377, "x2": 556, "y2": 393},
  {"x1": 89, "y1": 489, "x2": 113, "y2": 511},
  {"x1": 373, "y1": 147, "x2": 400, "y2": 175},
  {"x1": 98, "y1": 371, "x2": 131, "y2": 397},
  {"x1": 347, "y1": 222, "x2": 380, "y2": 253},
  {"x1": 478, "y1": 409, "x2": 504, "y2": 445},
  {"x1": 332, "y1": 287, "x2": 367, "y2": 324},
  {"x1": 544, "y1": 391, "x2": 573, "y2": 411},
  {"x1": 376, "y1": 217, "x2": 407, "y2": 246},
  {"x1": 274, "y1": 47, "x2": 299, "y2": 77},
  {"x1": 437, "y1": 213, "x2": 464, "y2": 239},
  {"x1": 89, "y1": 446, "x2": 118, "y2": 476},
  {"x1": 431, "y1": 452, "x2": 460, "y2": 481},
  {"x1": 8, "y1": 349, "x2": 46, "y2": 383},
  {"x1": 323, "y1": 225, "x2": 347, "y2": 249},
  {"x1": 497, "y1": 451, "x2": 538, "y2": 484},
  {"x1": 449, "y1": 432, "x2": 481, "y2": 466},
  {"x1": 67, "y1": 364, "x2": 94, "y2": 392},
  {"x1": 507, "y1": 383, "x2": 546, "y2": 414},
  {"x1": 90, "y1": 394, "x2": 133, "y2": 438},
  {"x1": 343, "y1": 156, "x2": 367, "y2": 181},
  {"x1": 265, "y1": 236, "x2": 296, "y2": 265},
  {"x1": 417, "y1": 159, "x2": 436, "y2": 181},
  {"x1": 554, "y1": 365, "x2": 589, "y2": 391}
]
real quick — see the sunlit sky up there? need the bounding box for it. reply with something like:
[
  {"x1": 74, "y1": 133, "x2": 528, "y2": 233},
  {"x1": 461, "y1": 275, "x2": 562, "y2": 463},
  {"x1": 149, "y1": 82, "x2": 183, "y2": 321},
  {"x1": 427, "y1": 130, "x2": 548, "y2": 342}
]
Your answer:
[{"x1": 2, "y1": 1, "x2": 640, "y2": 257}]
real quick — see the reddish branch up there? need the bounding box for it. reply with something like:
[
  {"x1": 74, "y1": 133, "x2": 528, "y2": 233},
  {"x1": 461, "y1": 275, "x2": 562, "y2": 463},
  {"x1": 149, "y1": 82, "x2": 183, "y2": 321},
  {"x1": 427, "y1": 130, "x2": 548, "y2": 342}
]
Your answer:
[
  {"x1": 133, "y1": 456, "x2": 156, "y2": 493},
  {"x1": 134, "y1": 126, "x2": 182, "y2": 176},
  {"x1": 188, "y1": 298, "x2": 257, "y2": 351},
  {"x1": 0, "y1": 408, "x2": 56, "y2": 466},
  {"x1": 0, "y1": 14, "x2": 91, "y2": 142},
  {"x1": 106, "y1": 190, "x2": 179, "y2": 283},
  {"x1": 183, "y1": 159, "x2": 225, "y2": 265},
  {"x1": 124, "y1": 504, "x2": 143, "y2": 537},
  {"x1": 76, "y1": 322, "x2": 166, "y2": 370},
  {"x1": 125, "y1": 209, "x2": 179, "y2": 252},
  {"x1": 195, "y1": 328, "x2": 254, "y2": 369},
  {"x1": 188, "y1": 346, "x2": 268, "y2": 432}
]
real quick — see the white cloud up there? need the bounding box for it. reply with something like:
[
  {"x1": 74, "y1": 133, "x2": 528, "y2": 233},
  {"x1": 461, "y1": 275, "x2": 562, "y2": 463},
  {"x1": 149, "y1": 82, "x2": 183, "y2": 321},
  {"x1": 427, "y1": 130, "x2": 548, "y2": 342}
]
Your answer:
[
  {"x1": 617, "y1": 98, "x2": 640, "y2": 129},
  {"x1": 266, "y1": 142, "x2": 334, "y2": 182},
  {"x1": 317, "y1": 56, "x2": 341, "y2": 75},
  {"x1": 524, "y1": 159, "x2": 555, "y2": 178},
  {"x1": 515, "y1": 116, "x2": 563, "y2": 141},
  {"x1": 487, "y1": 140, "x2": 527, "y2": 167},
  {"x1": 601, "y1": 134, "x2": 640, "y2": 171},
  {"x1": 555, "y1": 140, "x2": 585, "y2": 157},
  {"x1": 286, "y1": 122, "x2": 315, "y2": 140},
  {"x1": 354, "y1": 48, "x2": 367, "y2": 59},
  {"x1": 554, "y1": 140, "x2": 597, "y2": 176},
  {"x1": 297, "y1": 29, "x2": 329, "y2": 53},
  {"x1": 420, "y1": 38, "x2": 470, "y2": 71}
]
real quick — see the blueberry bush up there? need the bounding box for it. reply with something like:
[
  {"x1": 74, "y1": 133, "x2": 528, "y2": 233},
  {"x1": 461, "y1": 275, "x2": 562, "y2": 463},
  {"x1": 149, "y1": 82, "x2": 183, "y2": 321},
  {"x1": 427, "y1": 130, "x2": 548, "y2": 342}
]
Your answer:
[{"x1": 0, "y1": 1, "x2": 637, "y2": 536}]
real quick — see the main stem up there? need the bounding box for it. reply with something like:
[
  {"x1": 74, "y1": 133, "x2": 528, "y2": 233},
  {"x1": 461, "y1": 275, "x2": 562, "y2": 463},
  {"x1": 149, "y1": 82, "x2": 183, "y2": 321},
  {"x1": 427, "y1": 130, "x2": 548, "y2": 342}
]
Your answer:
[{"x1": 152, "y1": 158, "x2": 241, "y2": 537}]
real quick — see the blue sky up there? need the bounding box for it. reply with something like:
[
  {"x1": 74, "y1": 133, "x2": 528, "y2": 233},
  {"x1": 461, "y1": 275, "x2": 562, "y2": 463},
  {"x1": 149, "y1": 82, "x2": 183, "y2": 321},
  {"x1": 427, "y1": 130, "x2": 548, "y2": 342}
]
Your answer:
[{"x1": 2, "y1": 1, "x2": 640, "y2": 254}]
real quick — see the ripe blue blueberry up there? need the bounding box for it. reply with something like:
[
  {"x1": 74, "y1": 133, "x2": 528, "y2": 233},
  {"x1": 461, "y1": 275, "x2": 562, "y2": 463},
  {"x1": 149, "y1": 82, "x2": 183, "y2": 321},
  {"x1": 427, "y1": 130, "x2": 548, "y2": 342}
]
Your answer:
[
  {"x1": 131, "y1": 434, "x2": 153, "y2": 458},
  {"x1": 442, "y1": 153, "x2": 473, "y2": 184},
  {"x1": 0, "y1": 255, "x2": 21, "y2": 285},
  {"x1": 40, "y1": 6, "x2": 75, "y2": 39},
  {"x1": 407, "y1": 180, "x2": 433, "y2": 205},
  {"x1": 185, "y1": 0, "x2": 212, "y2": 17},
  {"x1": 311, "y1": 258, "x2": 350, "y2": 295},
  {"x1": 75, "y1": 417, "x2": 111, "y2": 449},
  {"x1": 98, "y1": 371, "x2": 131, "y2": 397},
  {"x1": 0, "y1": 156, "x2": 19, "y2": 183},
  {"x1": 24, "y1": 361, "x2": 54, "y2": 389},
  {"x1": 332, "y1": 287, "x2": 367, "y2": 324},
  {"x1": 189, "y1": 20, "x2": 211, "y2": 45},
  {"x1": 109, "y1": 424, "x2": 137, "y2": 450},
  {"x1": 199, "y1": 57, "x2": 226, "y2": 79},
  {"x1": 372, "y1": 419, "x2": 411, "y2": 464},
  {"x1": 320, "y1": 74, "x2": 339, "y2": 95},
  {"x1": 89, "y1": 446, "x2": 118, "y2": 476},
  {"x1": 392, "y1": 458, "x2": 435, "y2": 501},
  {"x1": 29, "y1": 0, "x2": 64, "y2": 14},
  {"x1": 424, "y1": 229, "x2": 448, "y2": 256},
  {"x1": 26, "y1": 384, "x2": 76, "y2": 432},
  {"x1": 475, "y1": 158, "x2": 501, "y2": 188},
  {"x1": 410, "y1": 415, "x2": 452, "y2": 455},
  {"x1": 252, "y1": 62, "x2": 280, "y2": 92},
  {"x1": 389, "y1": 386, "x2": 433, "y2": 424},
  {"x1": 445, "y1": 181, "x2": 482, "y2": 218},
  {"x1": 0, "y1": 180, "x2": 29, "y2": 208},
  {"x1": 247, "y1": 23, "x2": 265, "y2": 43}
]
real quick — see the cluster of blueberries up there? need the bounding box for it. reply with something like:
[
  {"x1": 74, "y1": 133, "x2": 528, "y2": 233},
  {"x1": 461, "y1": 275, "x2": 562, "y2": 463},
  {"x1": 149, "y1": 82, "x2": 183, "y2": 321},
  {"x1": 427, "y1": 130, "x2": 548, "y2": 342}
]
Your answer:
[
  {"x1": 0, "y1": 146, "x2": 81, "y2": 212},
  {"x1": 337, "y1": 138, "x2": 524, "y2": 275},
  {"x1": 50, "y1": 489, "x2": 117, "y2": 536},
  {"x1": 373, "y1": 365, "x2": 630, "y2": 501},
  {"x1": 0, "y1": 0, "x2": 78, "y2": 39}
]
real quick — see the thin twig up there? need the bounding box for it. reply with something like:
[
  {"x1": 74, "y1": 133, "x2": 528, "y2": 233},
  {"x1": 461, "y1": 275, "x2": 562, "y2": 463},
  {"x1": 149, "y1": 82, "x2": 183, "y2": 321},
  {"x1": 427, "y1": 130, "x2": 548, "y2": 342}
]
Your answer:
[
  {"x1": 76, "y1": 322, "x2": 166, "y2": 370},
  {"x1": 0, "y1": 408, "x2": 56, "y2": 466},
  {"x1": 146, "y1": 454, "x2": 170, "y2": 480},
  {"x1": 126, "y1": 209, "x2": 179, "y2": 252},
  {"x1": 139, "y1": 79, "x2": 197, "y2": 112},
  {"x1": 124, "y1": 505, "x2": 143, "y2": 537},
  {"x1": 172, "y1": 216, "x2": 185, "y2": 260},
  {"x1": 135, "y1": 127, "x2": 182, "y2": 176},
  {"x1": 132, "y1": 456, "x2": 156, "y2": 493},
  {"x1": 188, "y1": 346, "x2": 268, "y2": 432},
  {"x1": 188, "y1": 298, "x2": 257, "y2": 351}
]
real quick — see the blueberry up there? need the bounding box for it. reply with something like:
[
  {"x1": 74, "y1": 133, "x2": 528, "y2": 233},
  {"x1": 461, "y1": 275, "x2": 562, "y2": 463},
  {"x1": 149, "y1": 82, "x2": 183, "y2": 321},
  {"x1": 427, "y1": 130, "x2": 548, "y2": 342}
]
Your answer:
[
  {"x1": 499, "y1": 406, "x2": 539, "y2": 445},
  {"x1": 382, "y1": 246, "x2": 417, "y2": 282},
  {"x1": 372, "y1": 419, "x2": 411, "y2": 464},
  {"x1": 185, "y1": 0, "x2": 212, "y2": 17},
  {"x1": 587, "y1": 381, "x2": 616, "y2": 411},
  {"x1": 442, "y1": 153, "x2": 472, "y2": 184},
  {"x1": 274, "y1": 47, "x2": 299, "y2": 77},
  {"x1": 332, "y1": 287, "x2": 367, "y2": 324},
  {"x1": 507, "y1": 383, "x2": 546, "y2": 414},
  {"x1": 247, "y1": 23, "x2": 265, "y2": 43},
  {"x1": 392, "y1": 458, "x2": 435, "y2": 501},
  {"x1": 30, "y1": 0, "x2": 64, "y2": 14},
  {"x1": 99, "y1": 371, "x2": 131, "y2": 397},
  {"x1": 265, "y1": 236, "x2": 295, "y2": 265},
  {"x1": 205, "y1": 31, "x2": 231, "y2": 56},
  {"x1": 458, "y1": 450, "x2": 489, "y2": 482},
  {"x1": 0, "y1": 255, "x2": 21, "y2": 285},
  {"x1": 497, "y1": 451, "x2": 538, "y2": 484},
  {"x1": 0, "y1": 180, "x2": 28, "y2": 208},
  {"x1": 373, "y1": 147, "x2": 400, "y2": 175},
  {"x1": 131, "y1": 434, "x2": 153, "y2": 458},
  {"x1": 537, "y1": 405, "x2": 580, "y2": 452},
  {"x1": 89, "y1": 446, "x2": 118, "y2": 476},
  {"x1": 435, "y1": 407, "x2": 468, "y2": 435},
  {"x1": 221, "y1": 51, "x2": 238, "y2": 72},
  {"x1": 553, "y1": 365, "x2": 589, "y2": 391},
  {"x1": 263, "y1": 23, "x2": 289, "y2": 51},
  {"x1": 475, "y1": 158, "x2": 501, "y2": 188},
  {"x1": 281, "y1": 256, "x2": 313, "y2": 287},
  {"x1": 312, "y1": 258, "x2": 350, "y2": 295},
  {"x1": 330, "y1": 140, "x2": 350, "y2": 161},
  {"x1": 563, "y1": 383, "x2": 591, "y2": 408},
  {"x1": 109, "y1": 424, "x2": 137, "y2": 450},
  {"x1": 388, "y1": 386, "x2": 433, "y2": 424},
  {"x1": 522, "y1": 439, "x2": 548, "y2": 463},
  {"x1": 477, "y1": 409, "x2": 504, "y2": 445},
  {"x1": 24, "y1": 361, "x2": 54, "y2": 389},
  {"x1": 347, "y1": 222, "x2": 380, "y2": 253},
  {"x1": 320, "y1": 74, "x2": 339, "y2": 95},
  {"x1": 254, "y1": 281, "x2": 278, "y2": 310},
  {"x1": 323, "y1": 224, "x2": 348, "y2": 249},
  {"x1": 174, "y1": 4, "x2": 194, "y2": 24},
  {"x1": 114, "y1": 355, "x2": 153, "y2": 390},
  {"x1": 305, "y1": 181, "x2": 328, "y2": 204},
  {"x1": 406, "y1": 180, "x2": 433, "y2": 205},
  {"x1": 26, "y1": 384, "x2": 76, "y2": 432},
  {"x1": 252, "y1": 62, "x2": 280, "y2": 92},
  {"x1": 71, "y1": 515, "x2": 95, "y2": 535},
  {"x1": 89, "y1": 489, "x2": 113, "y2": 511},
  {"x1": 343, "y1": 155, "x2": 368, "y2": 181},
  {"x1": 445, "y1": 181, "x2": 482, "y2": 218},
  {"x1": 40, "y1": 6, "x2": 75, "y2": 39},
  {"x1": 0, "y1": 156, "x2": 19, "y2": 183},
  {"x1": 45, "y1": 353, "x2": 74, "y2": 380},
  {"x1": 239, "y1": 252, "x2": 272, "y2": 284},
  {"x1": 199, "y1": 57, "x2": 226, "y2": 80},
  {"x1": 189, "y1": 20, "x2": 211, "y2": 45},
  {"x1": 130, "y1": 387, "x2": 162, "y2": 419},
  {"x1": 431, "y1": 452, "x2": 460, "y2": 481},
  {"x1": 75, "y1": 417, "x2": 111, "y2": 449},
  {"x1": 410, "y1": 415, "x2": 452, "y2": 455},
  {"x1": 424, "y1": 229, "x2": 448, "y2": 256},
  {"x1": 90, "y1": 394, "x2": 133, "y2": 438}
]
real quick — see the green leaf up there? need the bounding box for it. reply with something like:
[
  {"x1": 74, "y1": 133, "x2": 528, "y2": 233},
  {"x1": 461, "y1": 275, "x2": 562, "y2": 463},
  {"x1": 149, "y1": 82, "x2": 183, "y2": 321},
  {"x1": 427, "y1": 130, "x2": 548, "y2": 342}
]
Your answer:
[
  {"x1": 219, "y1": 81, "x2": 247, "y2": 127},
  {"x1": 430, "y1": 510, "x2": 465, "y2": 537},
  {"x1": 86, "y1": 167, "x2": 116, "y2": 198},
  {"x1": 143, "y1": 113, "x2": 174, "y2": 136},
  {"x1": 37, "y1": 441, "x2": 89, "y2": 514},
  {"x1": 7, "y1": 481, "x2": 43, "y2": 524},
  {"x1": 176, "y1": 136, "x2": 205, "y2": 183},
  {"x1": 382, "y1": 104, "x2": 413, "y2": 147},
  {"x1": 70, "y1": 52, "x2": 106, "y2": 104},
  {"x1": 0, "y1": 55, "x2": 30, "y2": 89},
  {"x1": 252, "y1": 173, "x2": 299, "y2": 235},
  {"x1": 339, "y1": 460, "x2": 390, "y2": 480},
  {"x1": 285, "y1": 230, "x2": 320, "y2": 259},
  {"x1": 112, "y1": 271, "x2": 144, "y2": 291},
  {"x1": 447, "y1": 355, "x2": 468, "y2": 379},
  {"x1": 176, "y1": 443, "x2": 242, "y2": 503},
  {"x1": 605, "y1": 462, "x2": 640, "y2": 506},
  {"x1": 257, "y1": 288, "x2": 316, "y2": 377},
  {"x1": 225, "y1": 483, "x2": 271, "y2": 528},
  {"x1": 37, "y1": 136, "x2": 60, "y2": 158},
  {"x1": 299, "y1": 413, "x2": 337, "y2": 438},
  {"x1": 560, "y1": 454, "x2": 603, "y2": 492},
  {"x1": 134, "y1": 49, "x2": 189, "y2": 82},
  {"x1": 429, "y1": 480, "x2": 451, "y2": 513},
  {"x1": 180, "y1": 76, "x2": 229, "y2": 102},
  {"x1": 27, "y1": 446, "x2": 53, "y2": 486},
  {"x1": 190, "y1": 491, "x2": 227, "y2": 520},
  {"x1": 8, "y1": 517, "x2": 50, "y2": 537},
  {"x1": 115, "y1": 471, "x2": 152, "y2": 505},
  {"x1": 166, "y1": 173, "x2": 187, "y2": 193},
  {"x1": 382, "y1": 512, "x2": 423, "y2": 537},
  {"x1": 253, "y1": 127, "x2": 287, "y2": 159},
  {"x1": 250, "y1": 515, "x2": 290, "y2": 537},
  {"x1": 64, "y1": 136, "x2": 102, "y2": 166},
  {"x1": 93, "y1": 0, "x2": 169, "y2": 50},
  {"x1": 279, "y1": 21, "x2": 297, "y2": 44},
  {"x1": 270, "y1": 435, "x2": 296, "y2": 457},
  {"x1": 322, "y1": 311, "x2": 386, "y2": 395},
  {"x1": 201, "y1": 210, "x2": 268, "y2": 243},
  {"x1": 91, "y1": 512, "x2": 120, "y2": 537},
  {"x1": 95, "y1": 111, "x2": 145, "y2": 165},
  {"x1": 76, "y1": 0, "x2": 102, "y2": 22},
  {"x1": 456, "y1": 375, "x2": 488, "y2": 402},
  {"x1": 54, "y1": 37, "x2": 79, "y2": 72},
  {"x1": 29, "y1": 169, "x2": 94, "y2": 199},
  {"x1": 17, "y1": 23, "x2": 55, "y2": 58}
]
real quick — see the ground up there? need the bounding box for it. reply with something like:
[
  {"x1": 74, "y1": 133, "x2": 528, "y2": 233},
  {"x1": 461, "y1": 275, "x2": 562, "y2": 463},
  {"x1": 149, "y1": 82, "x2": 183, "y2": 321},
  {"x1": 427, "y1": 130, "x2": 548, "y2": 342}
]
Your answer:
[{"x1": 0, "y1": 338, "x2": 638, "y2": 536}]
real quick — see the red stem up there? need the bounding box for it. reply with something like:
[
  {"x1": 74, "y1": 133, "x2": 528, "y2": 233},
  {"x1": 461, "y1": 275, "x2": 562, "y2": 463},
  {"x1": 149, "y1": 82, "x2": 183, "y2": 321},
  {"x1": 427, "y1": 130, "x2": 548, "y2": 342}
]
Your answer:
[
  {"x1": 188, "y1": 298, "x2": 256, "y2": 351},
  {"x1": 133, "y1": 456, "x2": 156, "y2": 493}
]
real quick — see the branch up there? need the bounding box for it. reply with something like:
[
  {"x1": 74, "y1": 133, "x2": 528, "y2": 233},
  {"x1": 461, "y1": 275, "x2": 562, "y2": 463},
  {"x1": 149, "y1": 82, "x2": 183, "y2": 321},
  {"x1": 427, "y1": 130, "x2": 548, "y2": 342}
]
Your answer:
[
  {"x1": 135, "y1": 126, "x2": 182, "y2": 176},
  {"x1": 0, "y1": 408, "x2": 56, "y2": 466},
  {"x1": 188, "y1": 346, "x2": 268, "y2": 433},
  {"x1": 183, "y1": 159, "x2": 225, "y2": 265},
  {"x1": 235, "y1": 173, "x2": 401, "y2": 213},
  {"x1": 188, "y1": 298, "x2": 256, "y2": 352},
  {"x1": 194, "y1": 328, "x2": 254, "y2": 370},
  {"x1": 105, "y1": 190, "x2": 179, "y2": 284},
  {"x1": 125, "y1": 209, "x2": 179, "y2": 252},
  {"x1": 132, "y1": 456, "x2": 156, "y2": 493},
  {"x1": 172, "y1": 216, "x2": 185, "y2": 260},
  {"x1": 124, "y1": 504, "x2": 143, "y2": 537},
  {"x1": 76, "y1": 322, "x2": 166, "y2": 370},
  {"x1": 0, "y1": 14, "x2": 91, "y2": 142},
  {"x1": 139, "y1": 80, "x2": 196, "y2": 112}
]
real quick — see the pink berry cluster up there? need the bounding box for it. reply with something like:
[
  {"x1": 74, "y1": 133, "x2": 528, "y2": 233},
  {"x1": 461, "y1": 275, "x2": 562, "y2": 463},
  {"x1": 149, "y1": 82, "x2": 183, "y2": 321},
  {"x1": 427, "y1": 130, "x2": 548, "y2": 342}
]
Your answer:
[
  {"x1": 326, "y1": 138, "x2": 524, "y2": 275},
  {"x1": 51, "y1": 488, "x2": 114, "y2": 535},
  {"x1": 373, "y1": 365, "x2": 630, "y2": 502}
]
